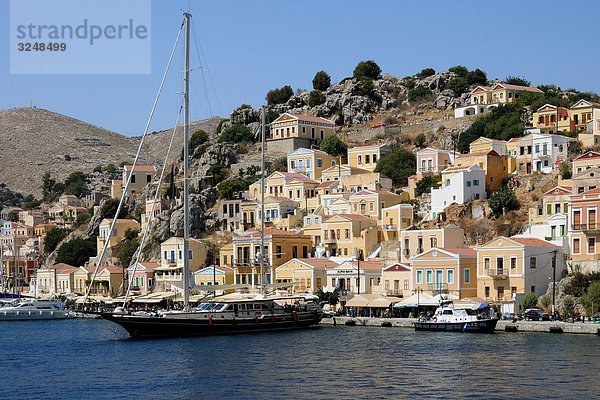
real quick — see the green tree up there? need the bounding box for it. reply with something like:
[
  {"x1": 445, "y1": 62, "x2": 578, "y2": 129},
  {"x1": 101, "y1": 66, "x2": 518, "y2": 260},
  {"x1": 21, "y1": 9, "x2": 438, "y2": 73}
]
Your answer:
[
  {"x1": 408, "y1": 86, "x2": 433, "y2": 102},
  {"x1": 466, "y1": 68, "x2": 487, "y2": 85},
  {"x1": 560, "y1": 162, "x2": 572, "y2": 179},
  {"x1": 416, "y1": 67, "x2": 435, "y2": 78},
  {"x1": 320, "y1": 135, "x2": 348, "y2": 157},
  {"x1": 415, "y1": 174, "x2": 441, "y2": 197},
  {"x1": 99, "y1": 198, "x2": 128, "y2": 221},
  {"x1": 312, "y1": 70, "x2": 331, "y2": 91},
  {"x1": 219, "y1": 124, "x2": 255, "y2": 144},
  {"x1": 217, "y1": 178, "x2": 247, "y2": 199},
  {"x1": 207, "y1": 164, "x2": 230, "y2": 186},
  {"x1": 538, "y1": 294, "x2": 552, "y2": 313},
  {"x1": 374, "y1": 147, "x2": 416, "y2": 186},
  {"x1": 457, "y1": 104, "x2": 526, "y2": 152},
  {"x1": 521, "y1": 292, "x2": 538, "y2": 310},
  {"x1": 55, "y1": 237, "x2": 96, "y2": 267},
  {"x1": 317, "y1": 288, "x2": 340, "y2": 306},
  {"x1": 266, "y1": 85, "x2": 293, "y2": 105},
  {"x1": 504, "y1": 75, "x2": 531, "y2": 87},
  {"x1": 353, "y1": 60, "x2": 381, "y2": 80},
  {"x1": 44, "y1": 227, "x2": 71, "y2": 254},
  {"x1": 308, "y1": 90, "x2": 326, "y2": 107},
  {"x1": 355, "y1": 77, "x2": 375, "y2": 97},
  {"x1": 582, "y1": 281, "x2": 600, "y2": 316},
  {"x1": 488, "y1": 187, "x2": 519, "y2": 217},
  {"x1": 270, "y1": 157, "x2": 288, "y2": 173},
  {"x1": 189, "y1": 129, "x2": 209, "y2": 154},
  {"x1": 446, "y1": 77, "x2": 469, "y2": 96},
  {"x1": 41, "y1": 172, "x2": 56, "y2": 201},
  {"x1": 448, "y1": 65, "x2": 468, "y2": 77},
  {"x1": 64, "y1": 171, "x2": 89, "y2": 197},
  {"x1": 7, "y1": 210, "x2": 19, "y2": 222},
  {"x1": 414, "y1": 133, "x2": 427, "y2": 148}
]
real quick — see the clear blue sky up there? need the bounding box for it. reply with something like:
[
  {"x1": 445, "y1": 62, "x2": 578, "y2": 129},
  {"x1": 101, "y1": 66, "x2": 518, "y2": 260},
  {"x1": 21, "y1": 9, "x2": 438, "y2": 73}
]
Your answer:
[{"x1": 1, "y1": 0, "x2": 599, "y2": 136}]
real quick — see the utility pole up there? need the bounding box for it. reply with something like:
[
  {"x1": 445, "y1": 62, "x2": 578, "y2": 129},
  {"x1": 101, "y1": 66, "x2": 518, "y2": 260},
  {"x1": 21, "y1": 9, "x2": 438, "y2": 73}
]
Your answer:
[{"x1": 551, "y1": 250, "x2": 557, "y2": 318}]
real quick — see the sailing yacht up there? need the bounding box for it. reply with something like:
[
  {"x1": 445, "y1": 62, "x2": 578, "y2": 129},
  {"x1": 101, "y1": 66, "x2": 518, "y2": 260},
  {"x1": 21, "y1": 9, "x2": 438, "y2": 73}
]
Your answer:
[{"x1": 100, "y1": 12, "x2": 323, "y2": 338}]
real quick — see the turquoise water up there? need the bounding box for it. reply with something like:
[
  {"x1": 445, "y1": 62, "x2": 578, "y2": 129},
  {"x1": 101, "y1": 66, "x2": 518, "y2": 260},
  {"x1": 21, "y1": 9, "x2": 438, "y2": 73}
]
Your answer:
[{"x1": 0, "y1": 319, "x2": 598, "y2": 399}]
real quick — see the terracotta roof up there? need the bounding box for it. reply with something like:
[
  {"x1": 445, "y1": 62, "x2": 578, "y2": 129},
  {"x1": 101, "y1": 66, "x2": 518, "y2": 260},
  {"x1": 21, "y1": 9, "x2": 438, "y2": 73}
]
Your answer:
[
  {"x1": 101, "y1": 218, "x2": 140, "y2": 224},
  {"x1": 510, "y1": 237, "x2": 556, "y2": 247},
  {"x1": 383, "y1": 263, "x2": 410, "y2": 272},
  {"x1": 507, "y1": 138, "x2": 520, "y2": 143},
  {"x1": 328, "y1": 214, "x2": 374, "y2": 222},
  {"x1": 124, "y1": 165, "x2": 156, "y2": 172},
  {"x1": 317, "y1": 181, "x2": 338, "y2": 188},
  {"x1": 241, "y1": 227, "x2": 303, "y2": 237},
  {"x1": 263, "y1": 196, "x2": 295, "y2": 203},
  {"x1": 574, "y1": 151, "x2": 600, "y2": 160},
  {"x1": 49, "y1": 263, "x2": 77, "y2": 272},
  {"x1": 282, "y1": 113, "x2": 334, "y2": 124},
  {"x1": 440, "y1": 248, "x2": 477, "y2": 257},
  {"x1": 352, "y1": 189, "x2": 396, "y2": 197},
  {"x1": 282, "y1": 172, "x2": 319, "y2": 184},
  {"x1": 492, "y1": 83, "x2": 543, "y2": 93},
  {"x1": 443, "y1": 165, "x2": 477, "y2": 172},
  {"x1": 347, "y1": 260, "x2": 383, "y2": 270},
  {"x1": 294, "y1": 258, "x2": 339, "y2": 270}
]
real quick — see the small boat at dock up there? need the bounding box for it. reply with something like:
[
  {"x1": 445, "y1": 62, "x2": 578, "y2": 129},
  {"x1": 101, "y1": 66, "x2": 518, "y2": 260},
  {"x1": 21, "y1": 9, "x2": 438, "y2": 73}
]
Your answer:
[
  {"x1": 0, "y1": 298, "x2": 72, "y2": 321},
  {"x1": 414, "y1": 301, "x2": 498, "y2": 333}
]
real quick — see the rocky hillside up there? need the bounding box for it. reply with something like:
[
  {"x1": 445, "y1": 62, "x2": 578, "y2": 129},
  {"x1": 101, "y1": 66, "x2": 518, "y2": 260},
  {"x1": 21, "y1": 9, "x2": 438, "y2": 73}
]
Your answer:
[{"x1": 0, "y1": 107, "x2": 220, "y2": 197}]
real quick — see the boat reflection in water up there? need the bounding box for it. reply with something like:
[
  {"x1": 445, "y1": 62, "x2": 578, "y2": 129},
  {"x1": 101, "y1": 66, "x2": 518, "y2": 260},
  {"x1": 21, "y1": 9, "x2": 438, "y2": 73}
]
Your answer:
[{"x1": 102, "y1": 293, "x2": 323, "y2": 338}]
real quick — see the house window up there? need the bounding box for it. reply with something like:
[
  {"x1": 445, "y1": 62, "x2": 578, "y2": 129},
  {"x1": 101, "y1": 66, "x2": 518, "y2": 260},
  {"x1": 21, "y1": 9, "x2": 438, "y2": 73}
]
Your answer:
[
  {"x1": 290, "y1": 160, "x2": 296, "y2": 169},
  {"x1": 425, "y1": 269, "x2": 433, "y2": 284},
  {"x1": 447, "y1": 269, "x2": 454, "y2": 285},
  {"x1": 510, "y1": 257, "x2": 517, "y2": 270},
  {"x1": 484, "y1": 257, "x2": 490, "y2": 271},
  {"x1": 416, "y1": 270, "x2": 423, "y2": 284},
  {"x1": 131, "y1": 174, "x2": 136, "y2": 184},
  {"x1": 373, "y1": 155, "x2": 377, "y2": 163},
  {"x1": 146, "y1": 174, "x2": 152, "y2": 183},
  {"x1": 473, "y1": 180, "x2": 479, "y2": 186},
  {"x1": 365, "y1": 155, "x2": 370, "y2": 164},
  {"x1": 306, "y1": 217, "x2": 311, "y2": 225},
  {"x1": 345, "y1": 229, "x2": 350, "y2": 239},
  {"x1": 292, "y1": 246, "x2": 298, "y2": 258},
  {"x1": 430, "y1": 237, "x2": 437, "y2": 247},
  {"x1": 302, "y1": 127, "x2": 306, "y2": 134},
  {"x1": 464, "y1": 268, "x2": 470, "y2": 283},
  {"x1": 189, "y1": 250, "x2": 193, "y2": 260},
  {"x1": 317, "y1": 159, "x2": 322, "y2": 167},
  {"x1": 276, "y1": 245, "x2": 282, "y2": 259},
  {"x1": 466, "y1": 181, "x2": 471, "y2": 187},
  {"x1": 358, "y1": 155, "x2": 362, "y2": 164},
  {"x1": 302, "y1": 246, "x2": 308, "y2": 258},
  {"x1": 311, "y1": 127, "x2": 315, "y2": 138},
  {"x1": 573, "y1": 238, "x2": 581, "y2": 253},
  {"x1": 546, "y1": 204, "x2": 552, "y2": 215},
  {"x1": 484, "y1": 286, "x2": 490, "y2": 297},
  {"x1": 529, "y1": 257, "x2": 537, "y2": 269},
  {"x1": 588, "y1": 238, "x2": 596, "y2": 254}
]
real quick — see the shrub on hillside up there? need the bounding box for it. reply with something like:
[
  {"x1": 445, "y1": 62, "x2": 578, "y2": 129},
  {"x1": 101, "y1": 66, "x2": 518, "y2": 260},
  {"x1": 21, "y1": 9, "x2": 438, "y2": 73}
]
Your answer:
[
  {"x1": 415, "y1": 174, "x2": 441, "y2": 197},
  {"x1": 353, "y1": 60, "x2": 381, "y2": 80},
  {"x1": 446, "y1": 77, "x2": 469, "y2": 96},
  {"x1": 504, "y1": 76, "x2": 531, "y2": 87},
  {"x1": 44, "y1": 227, "x2": 71, "y2": 255},
  {"x1": 448, "y1": 65, "x2": 469, "y2": 76},
  {"x1": 521, "y1": 292, "x2": 538, "y2": 310},
  {"x1": 312, "y1": 71, "x2": 331, "y2": 91},
  {"x1": 219, "y1": 125, "x2": 255, "y2": 144},
  {"x1": 266, "y1": 85, "x2": 293, "y2": 105},
  {"x1": 457, "y1": 104, "x2": 526, "y2": 152},
  {"x1": 56, "y1": 237, "x2": 96, "y2": 267},
  {"x1": 408, "y1": 86, "x2": 433, "y2": 102},
  {"x1": 217, "y1": 179, "x2": 247, "y2": 200},
  {"x1": 416, "y1": 67, "x2": 435, "y2": 78}
]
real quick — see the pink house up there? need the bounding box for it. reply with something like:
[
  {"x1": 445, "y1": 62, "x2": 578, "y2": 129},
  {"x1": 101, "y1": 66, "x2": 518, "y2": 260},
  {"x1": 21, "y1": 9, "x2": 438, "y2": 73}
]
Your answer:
[
  {"x1": 409, "y1": 147, "x2": 458, "y2": 190},
  {"x1": 127, "y1": 262, "x2": 158, "y2": 294}
]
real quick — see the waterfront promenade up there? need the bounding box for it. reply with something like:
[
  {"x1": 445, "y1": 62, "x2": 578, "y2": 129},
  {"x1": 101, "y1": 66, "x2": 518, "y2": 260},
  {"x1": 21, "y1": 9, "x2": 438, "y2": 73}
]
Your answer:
[{"x1": 321, "y1": 317, "x2": 600, "y2": 335}]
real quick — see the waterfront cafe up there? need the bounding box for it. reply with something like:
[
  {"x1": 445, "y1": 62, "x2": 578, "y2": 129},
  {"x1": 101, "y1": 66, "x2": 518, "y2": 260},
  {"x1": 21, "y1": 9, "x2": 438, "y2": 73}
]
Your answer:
[
  {"x1": 345, "y1": 294, "x2": 403, "y2": 317},
  {"x1": 393, "y1": 292, "x2": 438, "y2": 317}
]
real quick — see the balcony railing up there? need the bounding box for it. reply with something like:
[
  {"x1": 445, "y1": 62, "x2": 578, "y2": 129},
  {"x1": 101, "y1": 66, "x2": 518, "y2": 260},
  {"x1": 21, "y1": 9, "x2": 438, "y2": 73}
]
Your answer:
[
  {"x1": 572, "y1": 223, "x2": 598, "y2": 231},
  {"x1": 323, "y1": 237, "x2": 337, "y2": 244},
  {"x1": 427, "y1": 283, "x2": 448, "y2": 294},
  {"x1": 485, "y1": 268, "x2": 508, "y2": 279},
  {"x1": 385, "y1": 290, "x2": 404, "y2": 297},
  {"x1": 403, "y1": 249, "x2": 410, "y2": 257}
]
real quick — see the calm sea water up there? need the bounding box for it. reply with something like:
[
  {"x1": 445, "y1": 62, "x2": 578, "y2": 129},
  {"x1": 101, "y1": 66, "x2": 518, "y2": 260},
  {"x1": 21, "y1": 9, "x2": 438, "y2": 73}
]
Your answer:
[{"x1": 0, "y1": 319, "x2": 598, "y2": 400}]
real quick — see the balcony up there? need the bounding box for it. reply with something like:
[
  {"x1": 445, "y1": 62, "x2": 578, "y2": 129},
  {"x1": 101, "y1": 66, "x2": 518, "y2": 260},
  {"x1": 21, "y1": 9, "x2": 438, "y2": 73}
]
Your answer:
[
  {"x1": 385, "y1": 290, "x2": 404, "y2": 297},
  {"x1": 427, "y1": 283, "x2": 448, "y2": 294},
  {"x1": 402, "y1": 249, "x2": 410, "y2": 258},
  {"x1": 485, "y1": 268, "x2": 508, "y2": 279},
  {"x1": 323, "y1": 237, "x2": 337, "y2": 245},
  {"x1": 571, "y1": 223, "x2": 599, "y2": 231}
]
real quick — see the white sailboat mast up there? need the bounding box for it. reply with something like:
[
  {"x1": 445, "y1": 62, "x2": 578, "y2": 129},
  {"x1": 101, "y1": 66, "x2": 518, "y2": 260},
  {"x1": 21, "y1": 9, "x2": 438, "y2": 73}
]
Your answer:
[
  {"x1": 183, "y1": 12, "x2": 191, "y2": 310},
  {"x1": 260, "y1": 106, "x2": 266, "y2": 295}
]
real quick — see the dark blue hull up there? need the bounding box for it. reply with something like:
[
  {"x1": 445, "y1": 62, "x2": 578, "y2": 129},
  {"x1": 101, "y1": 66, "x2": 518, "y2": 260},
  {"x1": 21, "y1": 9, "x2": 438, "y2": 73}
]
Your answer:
[{"x1": 414, "y1": 318, "x2": 499, "y2": 333}]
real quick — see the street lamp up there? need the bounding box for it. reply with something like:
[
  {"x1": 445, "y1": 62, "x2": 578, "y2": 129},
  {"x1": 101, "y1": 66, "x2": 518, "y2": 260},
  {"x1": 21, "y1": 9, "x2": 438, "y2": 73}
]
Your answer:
[{"x1": 355, "y1": 249, "x2": 363, "y2": 295}]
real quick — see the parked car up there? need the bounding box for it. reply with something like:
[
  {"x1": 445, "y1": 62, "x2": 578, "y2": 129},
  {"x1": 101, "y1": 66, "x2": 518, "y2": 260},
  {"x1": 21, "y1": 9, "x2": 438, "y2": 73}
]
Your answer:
[
  {"x1": 371, "y1": 122, "x2": 385, "y2": 129},
  {"x1": 524, "y1": 308, "x2": 550, "y2": 321}
]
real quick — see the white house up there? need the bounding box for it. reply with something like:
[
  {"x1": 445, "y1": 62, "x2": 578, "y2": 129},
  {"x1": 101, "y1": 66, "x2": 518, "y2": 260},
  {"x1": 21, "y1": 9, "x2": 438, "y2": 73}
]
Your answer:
[
  {"x1": 522, "y1": 213, "x2": 569, "y2": 254},
  {"x1": 515, "y1": 133, "x2": 574, "y2": 174},
  {"x1": 431, "y1": 165, "x2": 486, "y2": 218},
  {"x1": 416, "y1": 147, "x2": 458, "y2": 175}
]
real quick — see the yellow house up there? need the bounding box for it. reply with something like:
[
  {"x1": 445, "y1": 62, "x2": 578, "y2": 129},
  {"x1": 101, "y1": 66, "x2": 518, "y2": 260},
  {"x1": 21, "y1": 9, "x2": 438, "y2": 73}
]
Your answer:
[
  {"x1": 381, "y1": 263, "x2": 412, "y2": 298},
  {"x1": 340, "y1": 172, "x2": 393, "y2": 193},
  {"x1": 532, "y1": 104, "x2": 574, "y2": 134},
  {"x1": 321, "y1": 214, "x2": 378, "y2": 258},
  {"x1": 347, "y1": 144, "x2": 391, "y2": 172},
  {"x1": 349, "y1": 189, "x2": 404, "y2": 220},
  {"x1": 320, "y1": 164, "x2": 371, "y2": 182},
  {"x1": 412, "y1": 248, "x2": 477, "y2": 299},
  {"x1": 326, "y1": 197, "x2": 351, "y2": 215},
  {"x1": 528, "y1": 186, "x2": 571, "y2": 226},
  {"x1": 570, "y1": 99, "x2": 600, "y2": 132},
  {"x1": 275, "y1": 258, "x2": 339, "y2": 294},
  {"x1": 572, "y1": 151, "x2": 600, "y2": 175},
  {"x1": 287, "y1": 148, "x2": 336, "y2": 180},
  {"x1": 380, "y1": 204, "x2": 414, "y2": 241},
  {"x1": 194, "y1": 265, "x2": 234, "y2": 294},
  {"x1": 270, "y1": 113, "x2": 335, "y2": 142},
  {"x1": 454, "y1": 150, "x2": 509, "y2": 192},
  {"x1": 469, "y1": 86, "x2": 493, "y2": 104},
  {"x1": 247, "y1": 171, "x2": 318, "y2": 202},
  {"x1": 35, "y1": 263, "x2": 77, "y2": 295},
  {"x1": 74, "y1": 265, "x2": 123, "y2": 297},
  {"x1": 302, "y1": 212, "x2": 327, "y2": 247},
  {"x1": 74, "y1": 266, "x2": 92, "y2": 295},
  {"x1": 224, "y1": 227, "x2": 313, "y2": 288},
  {"x1": 400, "y1": 224, "x2": 465, "y2": 264},
  {"x1": 113, "y1": 165, "x2": 157, "y2": 199},
  {"x1": 220, "y1": 243, "x2": 234, "y2": 268},
  {"x1": 155, "y1": 237, "x2": 208, "y2": 292},
  {"x1": 256, "y1": 196, "x2": 299, "y2": 225},
  {"x1": 468, "y1": 137, "x2": 507, "y2": 156},
  {"x1": 475, "y1": 236, "x2": 563, "y2": 314},
  {"x1": 490, "y1": 83, "x2": 543, "y2": 104},
  {"x1": 96, "y1": 218, "x2": 140, "y2": 255}
]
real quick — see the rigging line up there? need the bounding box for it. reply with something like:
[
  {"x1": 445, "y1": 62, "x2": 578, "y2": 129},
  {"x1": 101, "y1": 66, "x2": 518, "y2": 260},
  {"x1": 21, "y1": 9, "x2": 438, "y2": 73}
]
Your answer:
[
  {"x1": 191, "y1": 20, "x2": 222, "y2": 116},
  {"x1": 123, "y1": 104, "x2": 183, "y2": 307},
  {"x1": 83, "y1": 19, "x2": 185, "y2": 305}
]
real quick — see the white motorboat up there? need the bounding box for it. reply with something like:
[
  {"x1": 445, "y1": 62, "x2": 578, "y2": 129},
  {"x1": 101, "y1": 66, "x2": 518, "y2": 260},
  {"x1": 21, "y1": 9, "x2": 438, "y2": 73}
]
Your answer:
[
  {"x1": 414, "y1": 301, "x2": 499, "y2": 333},
  {"x1": 0, "y1": 298, "x2": 72, "y2": 321}
]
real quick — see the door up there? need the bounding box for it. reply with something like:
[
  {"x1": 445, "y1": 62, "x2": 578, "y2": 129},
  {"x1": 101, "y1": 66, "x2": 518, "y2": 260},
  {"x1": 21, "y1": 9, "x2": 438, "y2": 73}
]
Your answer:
[{"x1": 589, "y1": 209, "x2": 596, "y2": 229}]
